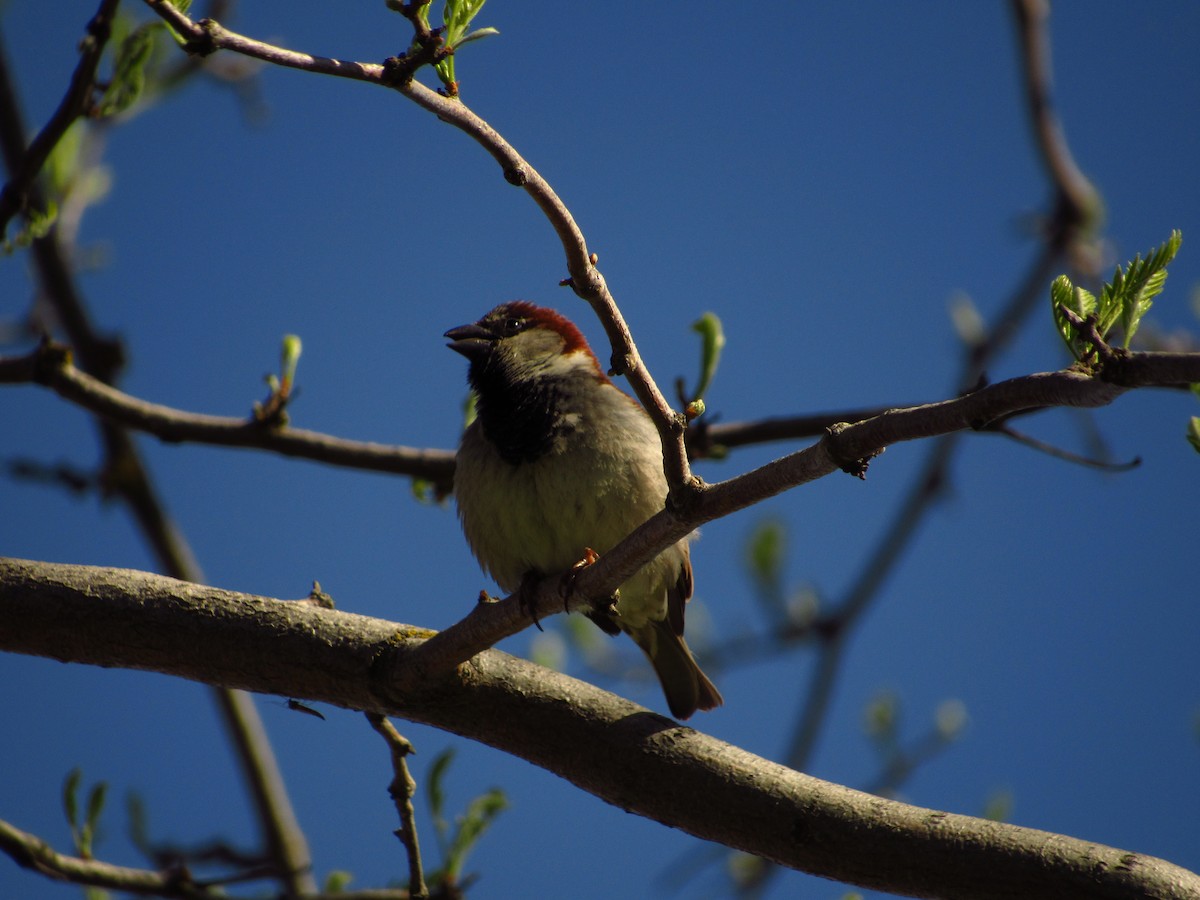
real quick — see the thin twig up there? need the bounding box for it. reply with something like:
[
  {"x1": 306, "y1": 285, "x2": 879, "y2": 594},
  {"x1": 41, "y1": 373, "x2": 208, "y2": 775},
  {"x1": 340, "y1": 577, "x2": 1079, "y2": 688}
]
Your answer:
[
  {"x1": 0, "y1": 0, "x2": 119, "y2": 234},
  {"x1": 984, "y1": 421, "x2": 1140, "y2": 471},
  {"x1": 0, "y1": 817, "x2": 219, "y2": 899},
  {"x1": 0, "y1": 814, "x2": 411, "y2": 899},
  {"x1": 0, "y1": 342, "x2": 457, "y2": 487},
  {"x1": 1011, "y1": 0, "x2": 1103, "y2": 230},
  {"x1": 686, "y1": 405, "x2": 899, "y2": 456},
  {"x1": 0, "y1": 14, "x2": 124, "y2": 382},
  {"x1": 367, "y1": 714, "x2": 429, "y2": 899},
  {"x1": 138, "y1": 0, "x2": 696, "y2": 497}
]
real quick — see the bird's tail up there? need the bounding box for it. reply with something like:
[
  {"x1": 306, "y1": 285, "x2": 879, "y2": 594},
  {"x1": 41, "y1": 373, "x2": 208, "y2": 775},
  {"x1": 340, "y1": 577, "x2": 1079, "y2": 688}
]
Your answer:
[{"x1": 628, "y1": 619, "x2": 722, "y2": 720}]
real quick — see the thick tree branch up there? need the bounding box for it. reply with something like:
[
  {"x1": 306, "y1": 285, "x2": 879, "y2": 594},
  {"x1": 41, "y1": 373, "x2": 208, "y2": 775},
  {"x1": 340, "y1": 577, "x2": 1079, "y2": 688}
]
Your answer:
[
  {"x1": 2, "y1": 557, "x2": 1197, "y2": 900},
  {"x1": 0, "y1": 13, "x2": 316, "y2": 892}
]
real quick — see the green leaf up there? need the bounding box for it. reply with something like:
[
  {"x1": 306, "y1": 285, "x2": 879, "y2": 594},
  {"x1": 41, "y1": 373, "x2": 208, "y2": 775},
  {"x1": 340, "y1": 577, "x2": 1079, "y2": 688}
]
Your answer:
[
  {"x1": 444, "y1": 0, "x2": 489, "y2": 41},
  {"x1": 126, "y1": 792, "x2": 150, "y2": 854},
  {"x1": 43, "y1": 120, "x2": 84, "y2": 200},
  {"x1": 689, "y1": 311, "x2": 725, "y2": 402},
  {"x1": 863, "y1": 690, "x2": 899, "y2": 744},
  {"x1": 62, "y1": 769, "x2": 107, "y2": 858},
  {"x1": 324, "y1": 870, "x2": 354, "y2": 892},
  {"x1": 935, "y1": 699, "x2": 968, "y2": 741},
  {"x1": 1187, "y1": 416, "x2": 1200, "y2": 455},
  {"x1": 426, "y1": 747, "x2": 455, "y2": 840},
  {"x1": 1052, "y1": 231, "x2": 1184, "y2": 358},
  {"x1": 1116, "y1": 230, "x2": 1182, "y2": 347},
  {"x1": 433, "y1": 0, "x2": 497, "y2": 91},
  {"x1": 444, "y1": 787, "x2": 507, "y2": 880},
  {"x1": 983, "y1": 789, "x2": 1014, "y2": 822},
  {"x1": 1050, "y1": 274, "x2": 1089, "y2": 360},
  {"x1": 279, "y1": 333, "x2": 302, "y2": 394},
  {"x1": 744, "y1": 518, "x2": 786, "y2": 597},
  {"x1": 63, "y1": 768, "x2": 82, "y2": 832},
  {"x1": 434, "y1": 57, "x2": 456, "y2": 89},
  {"x1": 457, "y1": 26, "x2": 500, "y2": 46},
  {"x1": 79, "y1": 781, "x2": 108, "y2": 858},
  {"x1": 85, "y1": 782, "x2": 108, "y2": 832},
  {"x1": 410, "y1": 477, "x2": 433, "y2": 503},
  {"x1": 96, "y1": 23, "x2": 162, "y2": 118},
  {"x1": 1, "y1": 201, "x2": 58, "y2": 255}
]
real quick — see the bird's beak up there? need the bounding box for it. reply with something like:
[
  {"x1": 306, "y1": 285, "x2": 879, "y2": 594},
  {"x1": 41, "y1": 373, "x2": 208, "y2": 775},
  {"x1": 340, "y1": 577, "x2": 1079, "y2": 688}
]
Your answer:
[{"x1": 444, "y1": 321, "x2": 494, "y2": 360}]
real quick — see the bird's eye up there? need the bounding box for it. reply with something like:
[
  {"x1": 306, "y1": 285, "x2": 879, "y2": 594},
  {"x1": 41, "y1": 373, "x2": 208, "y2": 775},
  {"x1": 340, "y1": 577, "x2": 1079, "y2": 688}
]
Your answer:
[{"x1": 503, "y1": 317, "x2": 525, "y2": 334}]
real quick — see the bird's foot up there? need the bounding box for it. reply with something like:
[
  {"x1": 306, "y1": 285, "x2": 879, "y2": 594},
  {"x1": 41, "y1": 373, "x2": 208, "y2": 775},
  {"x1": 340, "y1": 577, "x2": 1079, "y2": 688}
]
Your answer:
[
  {"x1": 515, "y1": 572, "x2": 545, "y2": 632},
  {"x1": 559, "y1": 547, "x2": 601, "y2": 613}
]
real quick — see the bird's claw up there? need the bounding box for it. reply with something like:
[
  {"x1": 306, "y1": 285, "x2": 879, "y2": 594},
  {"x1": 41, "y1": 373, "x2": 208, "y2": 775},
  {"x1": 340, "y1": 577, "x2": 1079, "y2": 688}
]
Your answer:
[
  {"x1": 559, "y1": 547, "x2": 600, "y2": 613},
  {"x1": 515, "y1": 573, "x2": 545, "y2": 632}
]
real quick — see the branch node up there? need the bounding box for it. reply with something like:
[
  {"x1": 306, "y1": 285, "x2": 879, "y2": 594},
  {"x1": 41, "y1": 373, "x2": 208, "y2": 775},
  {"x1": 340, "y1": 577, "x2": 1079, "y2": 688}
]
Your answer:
[
  {"x1": 824, "y1": 422, "x2": 881, "y2": 479},
  {"x1": 503, "y1": 165, "x2": 528, "y2": 186},
  {"x1": 31, "y1": 339, "x2": 72, "y2": 385},
  {"x1": 608, "y1": 351, "x2": 634, "y2": 378},
  {"x1": 183, "y1": 19, "x2": 219, "y2": 57}
]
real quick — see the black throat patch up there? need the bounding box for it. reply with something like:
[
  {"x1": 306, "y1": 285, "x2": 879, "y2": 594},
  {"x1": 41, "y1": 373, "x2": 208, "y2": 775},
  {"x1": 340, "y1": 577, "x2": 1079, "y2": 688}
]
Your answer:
[{"x1": 469, "y1": 359, "x2": 576, "y2": 465}]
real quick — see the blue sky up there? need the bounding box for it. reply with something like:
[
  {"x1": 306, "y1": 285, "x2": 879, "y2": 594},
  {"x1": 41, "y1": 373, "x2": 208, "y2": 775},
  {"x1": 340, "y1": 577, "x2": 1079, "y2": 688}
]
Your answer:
[{"x1": 2, "y1": 3, "x2": 1199, "y2": 898}]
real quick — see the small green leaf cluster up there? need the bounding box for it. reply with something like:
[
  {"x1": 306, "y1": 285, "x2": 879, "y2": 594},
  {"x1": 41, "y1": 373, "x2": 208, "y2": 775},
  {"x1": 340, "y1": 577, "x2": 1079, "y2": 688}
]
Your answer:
[
  {"x1": 95, "y1": 23, "x2": 161, "y2": 118},
  {"x1": 97, "y1": 0, "x2": 193, "y2": 119},
  {"x1": 1051, "y1": 230, "x2": 1182, "y2": 362},
  {"x1": 62, "y1": 768, "x2": 108, "y2": 860},
  {"x1": 2, "y1": 202, "x2": 57, "y2": 255},
  {"x1": 425, "y1": 748, "x2": 508, "y2": 887},
  {"x1": 399, "y1": 0, "x2": 500, "y2": 94},
  {"x1": 254, "y1": 334, "x2": 303, "y2": 424}
]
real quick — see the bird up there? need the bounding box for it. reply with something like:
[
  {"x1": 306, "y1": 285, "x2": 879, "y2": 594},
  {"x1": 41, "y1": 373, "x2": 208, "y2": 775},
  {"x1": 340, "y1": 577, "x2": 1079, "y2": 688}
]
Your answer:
[{"x1": 445, "y1": 301, "x2": 722, "y2": 719}]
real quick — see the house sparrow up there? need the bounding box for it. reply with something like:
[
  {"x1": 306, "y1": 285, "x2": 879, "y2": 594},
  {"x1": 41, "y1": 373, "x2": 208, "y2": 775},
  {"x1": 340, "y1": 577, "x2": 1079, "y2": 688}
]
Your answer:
[{"x1": 446, "y1": 301, "x2": 722, "y2": 719}]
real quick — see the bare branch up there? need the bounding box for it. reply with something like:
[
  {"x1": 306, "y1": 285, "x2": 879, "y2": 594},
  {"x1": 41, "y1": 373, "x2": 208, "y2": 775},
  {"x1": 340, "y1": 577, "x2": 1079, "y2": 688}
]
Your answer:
[
  {"x1": 138, "y1": 0, "x2": 696, "y2": 499},
  {"x1": 367, "y1": 714, "x2": 429, "y2": 899},
  {"x1": 686, "y1": 405, "x2": 899, "y2": 456},
  {"x1": 0, "y1": 342, "x2": 456, "y2": 487},
  {"x1": 402, "y1": 355, "x2": 1200, "y2": 681},
  {"x1": 1011, "y1": 0, "x2": 1103, "y2": 231}
]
